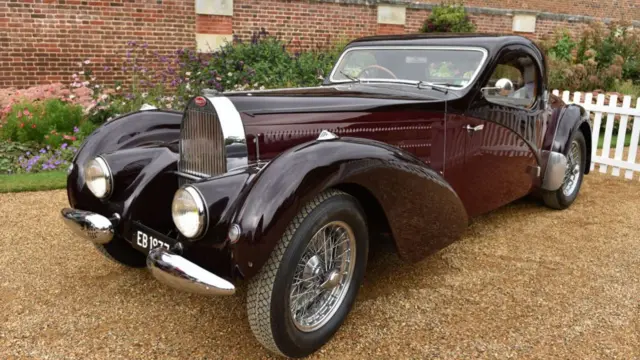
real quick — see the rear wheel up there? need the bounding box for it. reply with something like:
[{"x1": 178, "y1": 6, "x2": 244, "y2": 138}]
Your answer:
[
  {"x1": 543, "y1": 131, "x2": 586, "y2": 210},
  {"x1": 247, "y1": 190, "x2": 368, "y2": 358},
  {"x1": 95, "y1": 235, "x2": 146, "y2": 268}
]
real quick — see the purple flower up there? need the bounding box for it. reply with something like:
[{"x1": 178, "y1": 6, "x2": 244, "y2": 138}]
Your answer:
[
  {"x1": 34, "y1": 156, "x2": 40, "y2": 161},
  {"x1": 160, "y1": 56, "x2": 167, "y2": 63},
  {"x1": 55, "y1": 160, "x2": 61, "y2": 165},
  {"x1": 26, "y1": 166, "x2": 32, "y2": 172},
  {"x1": 26, "y1": 151, "x2": 30, "y2": 156},
  {"x1": 61, "y1": 143, "x2": 68, "y2": 149},
  {"x1": 142, "y1": 42, "x2": 148, "y2": 48},
  {"x1": 73, "y1": 126, "x2": 79, "y2": 133},
  {"x1": 18, "y1": 156, "x2": 23, "y2": 161},
  {"x1": 39, "y1": 149, "x2": 46, "y2": 154},
  {"x1": 104, "y1": 66, "x2": 111, "y2": 71}
]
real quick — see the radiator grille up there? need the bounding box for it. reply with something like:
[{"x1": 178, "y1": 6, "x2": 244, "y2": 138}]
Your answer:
[{"x1": 178, "y1": 108, "x2": 226, "y2": 180}]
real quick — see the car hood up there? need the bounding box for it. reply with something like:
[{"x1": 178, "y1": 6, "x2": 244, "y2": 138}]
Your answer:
[{"x1": 224, "y1": 84, "x2": 447, "y2": 115}]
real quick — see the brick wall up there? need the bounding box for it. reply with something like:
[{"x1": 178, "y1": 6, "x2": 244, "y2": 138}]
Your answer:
[
  {"x1": 0, "y1": 0, "x2": 195, "y2": 88},
  {"x1": 1, "y1": 0, "x2": 638, "y2": 89}
]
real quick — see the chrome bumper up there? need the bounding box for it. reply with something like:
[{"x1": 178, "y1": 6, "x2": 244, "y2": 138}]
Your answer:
[
  {"x1": 147, "y1": 248, "x2": 236, "y2": 296},
  {"x1": 61, "y1": 208, "x2": 235, "y2": 296},
  {"x1": 61, "y1": 208, "x2": 115, "y2": 245}
]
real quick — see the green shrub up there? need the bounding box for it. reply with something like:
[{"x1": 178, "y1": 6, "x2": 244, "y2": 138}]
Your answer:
[
  {"x1": 174, "y1": 31, "x2": 345, "y2": 105},
  {"x1": 0, "y1": 99, "x2": 85, "y2": 147},
  {"x1": 542, "y1": 22, "x2": 640, "y2": 91},
  {"x1": 421, "y1": 3, "x2": 476, "y2": 33}
]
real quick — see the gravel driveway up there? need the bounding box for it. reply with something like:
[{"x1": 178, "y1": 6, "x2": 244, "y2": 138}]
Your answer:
[{"x1": 1, "y1": 173, "x2": 639, "y2": 359}]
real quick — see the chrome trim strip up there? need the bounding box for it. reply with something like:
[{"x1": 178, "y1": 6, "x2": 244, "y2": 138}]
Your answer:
[
  {"x1": 208, "y1": 96, "x2": 246, "y2": 146},
  {"x1": 147, "y1": 248, "x2": 236, "y2": 296},
  {"x1": 60, "y1": 208, "x2": 114, "y2": 245},
  {"x1": 328, "y1": 46, "x2": 489, "y2": 91}
]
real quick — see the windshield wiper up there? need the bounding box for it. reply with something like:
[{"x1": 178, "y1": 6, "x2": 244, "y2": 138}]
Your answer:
[
  {"x1": 418, "y1": 82, "x2": 465, "y2": 94},
  {"x1": 417, "y1": 81, "x2": 453, "y2": 94},
  {"x1": 340, "y1": 70, "x2": 360, "y2": 83}
]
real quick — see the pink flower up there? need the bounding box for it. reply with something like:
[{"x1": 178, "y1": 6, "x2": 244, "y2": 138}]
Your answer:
[
  {"x1": 19, "y1": 123, "x2": 24, "y2": 128},
  {"x1": 31, "y1": 124, "x2": 36, "y2": 129},
  {"x1": 16, "y1": 112, "x2": 21, "y2": 119},
  {"x1": 23, "y1": 109, "x2": 30, "y2": 116}
]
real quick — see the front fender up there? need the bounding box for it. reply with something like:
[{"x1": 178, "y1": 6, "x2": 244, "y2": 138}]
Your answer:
[
  {"x1": 230, "y1": 137, "x2": 469, "y2": 279},
  {"x1": 67, "y1": 110, "x2": 182, "y2": 232}
]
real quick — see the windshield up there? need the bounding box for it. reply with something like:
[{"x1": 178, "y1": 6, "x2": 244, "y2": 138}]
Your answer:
[{"x1": 330, "y1": 47, "x2": 487, "y2": 89}]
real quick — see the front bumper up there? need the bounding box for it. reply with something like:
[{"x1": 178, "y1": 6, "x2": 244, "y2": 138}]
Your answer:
[{"x1": 60, "y1": 208, "x2": 236, "y2": 296}]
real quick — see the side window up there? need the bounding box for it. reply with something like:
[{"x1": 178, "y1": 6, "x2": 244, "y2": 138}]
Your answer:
[{"x1": 483, "y1": 54, "x2": 538, "y2": 109}]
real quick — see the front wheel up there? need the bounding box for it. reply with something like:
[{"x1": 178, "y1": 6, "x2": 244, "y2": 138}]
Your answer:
[
  {"x1": 543, "y1": 131, "x2": 587, "y2": 209},
  {"x1": 247, "y1": 190, "x2": 369, "y2": 358}
]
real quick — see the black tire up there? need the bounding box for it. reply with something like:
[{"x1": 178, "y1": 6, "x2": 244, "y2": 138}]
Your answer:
[
  {"x1": 543, "y1": 131, "x2": 587, "y2": 210},
  {"x1": 95, "y1": 235, "x2": 146, "y2": 268},
  {"x1": 246, "y1": 189, "x2": 369, "y2": 358}
]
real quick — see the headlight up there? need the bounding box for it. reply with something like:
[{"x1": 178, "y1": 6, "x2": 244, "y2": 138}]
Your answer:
[
  {"x1": 171, "y1": 186, "x2": 206, "y2": 239},
  {"x1": 84, "y1": 157, "x2": 112, "y2": 199}
]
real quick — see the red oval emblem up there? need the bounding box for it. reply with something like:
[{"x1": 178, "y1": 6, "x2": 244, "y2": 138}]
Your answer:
[{"x1": 194, "y1": 96, "x2": 206, "y2": 107}]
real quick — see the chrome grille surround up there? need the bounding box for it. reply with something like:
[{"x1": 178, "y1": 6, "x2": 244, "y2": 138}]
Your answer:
[{"x1": 178, "y1": 95, "x2": 248, "y2": 182}]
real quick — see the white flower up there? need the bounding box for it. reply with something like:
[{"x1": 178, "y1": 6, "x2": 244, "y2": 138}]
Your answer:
[
  {"x1": 77, "y1": 62, "x2": 82, "y2": 67},
  {"x1": 82, "y1": 81, "x2": 90, "y2": 86},
  {"x1": 141, "y1": 92, "x2": 148, "y2": 98},
  {"x1": 185, "y1": 84, "x2": 191, "y2": 91},
  {"x1": 116, "y1": 86, "x2": 121, "y2": 91},
  {"x1": 91, "y1": 77, "x2": 96, "y2": 81},
  {"x1": 185, "y1": 72, "x2": 191, "y2": 76},
  {"x1": 100, "y1": 94, "x2": 108, "y2": 101},
  {"x1": 259, "y1": 86, "x2": 265, "y2": 91},
  {"x1": 69, "y1": 95, "x2": 76, "y2": 99},
  {"x1": 94, "y1": 85, "x2": 100, "y2": 89},
  {"x1": 166, "y1": 104, "x2": 172, "y2": 109},
  {"x1": 79, "y1": 71, "x2": 84, "y2": 75},
  {"x1": 72, "y1": 73, "x2": 78, "y2": 78},
  {"x1": 84, "y1": 59, "x2": 91, "y2": 64},
  {"x1": 228, "y1": 72, "x2": 232, "y2": 76}
]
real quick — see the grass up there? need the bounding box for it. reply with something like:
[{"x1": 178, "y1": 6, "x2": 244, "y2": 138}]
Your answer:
[
  {"x1": 597, "y1": 133, "x2": 637, "y2": 149},
  {"x1": 0, "y1": 171, "x2": 67, "y2": 193}
]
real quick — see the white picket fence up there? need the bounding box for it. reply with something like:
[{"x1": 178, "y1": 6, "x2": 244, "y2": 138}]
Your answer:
[{"x1": 552, "y1": 90, "x2": 640, "y2": 180}]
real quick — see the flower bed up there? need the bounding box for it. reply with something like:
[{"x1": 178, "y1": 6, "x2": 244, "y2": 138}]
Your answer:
[{"x1": 0, "y1": 31, "x2": 343, "y2": 175}]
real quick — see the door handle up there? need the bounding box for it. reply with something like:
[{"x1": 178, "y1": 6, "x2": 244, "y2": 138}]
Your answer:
[{"x1": 464, "y1": 124, "x2": 484, "y2": 133}]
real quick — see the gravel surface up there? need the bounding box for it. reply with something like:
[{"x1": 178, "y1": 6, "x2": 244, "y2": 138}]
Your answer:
[{"x1": 1, "y1": 172, "x2": 639, "y2": 359}]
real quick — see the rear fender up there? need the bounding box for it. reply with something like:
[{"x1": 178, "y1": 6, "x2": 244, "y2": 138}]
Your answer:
[
  {"x1": 540, "y1": 104, "x2": 592, "y2": 190},
  {"x1": 230, "y1": 137, "x2": 469, "y2": 279}
]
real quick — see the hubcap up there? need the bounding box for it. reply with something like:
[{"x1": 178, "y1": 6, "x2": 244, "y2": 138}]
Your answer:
[
  {"x1": 289, "y1": 221, "x2": 356, "y2": 332},
  {"x1": 562, "y1": 140, "x2": 582, "y2": 197}
]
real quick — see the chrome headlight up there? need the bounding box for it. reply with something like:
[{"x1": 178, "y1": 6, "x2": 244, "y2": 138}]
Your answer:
[
  {"x1": 84, "y1": 157, "x2": 112, "y2": 199},
  {"x1": 171, "y1": 186, "x2": 206, "y2": 239}
]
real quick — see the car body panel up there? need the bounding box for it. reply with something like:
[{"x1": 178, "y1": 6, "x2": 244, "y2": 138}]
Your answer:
[
  {"x1": 64, "y1": 33, "x2": 592, "y2": 283},
  {"x1": 229, "y1": 137, "x2": 468, "y2": 278}
]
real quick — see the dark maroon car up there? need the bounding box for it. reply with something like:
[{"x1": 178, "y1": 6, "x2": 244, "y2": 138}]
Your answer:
[{"x1": 61, "y1": 34, "x2": 591, "y2": 357}]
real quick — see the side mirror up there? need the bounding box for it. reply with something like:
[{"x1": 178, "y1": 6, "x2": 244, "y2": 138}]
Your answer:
[{"x1": 481, "y1": 78, "x2": 514, "y2": 95}]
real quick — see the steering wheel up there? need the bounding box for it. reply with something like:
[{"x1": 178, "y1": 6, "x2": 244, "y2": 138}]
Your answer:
[{"x1": 357, "y1": 65, "x2": 397, "y2": 79}]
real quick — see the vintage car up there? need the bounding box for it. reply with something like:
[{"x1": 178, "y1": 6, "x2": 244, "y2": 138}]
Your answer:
[{"x1": 61, "y1": 34, "x2": 591, "y2": 357}]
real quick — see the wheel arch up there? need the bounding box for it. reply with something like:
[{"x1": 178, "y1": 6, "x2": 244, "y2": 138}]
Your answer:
[
  {"x1": 230, "y1": 137, "x2": 469, "y2": 279},
  {"x1": 578, "y1": 120, "x2": 592, "y2": 174}
]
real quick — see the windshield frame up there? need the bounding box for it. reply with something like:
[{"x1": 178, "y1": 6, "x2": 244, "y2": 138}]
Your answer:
[{"x1": 328, "y1": 46, "x2": 489, "y2": 91}]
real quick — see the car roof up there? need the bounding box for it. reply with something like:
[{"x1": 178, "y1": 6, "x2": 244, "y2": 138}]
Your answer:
[{"x1": 346, "y1": 33, "x2": 539, "y2": 53}]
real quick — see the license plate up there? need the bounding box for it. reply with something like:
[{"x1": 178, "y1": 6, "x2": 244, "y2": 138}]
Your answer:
[{"x1": 131, "y1": 223, "x2": 176, "y2": 254}]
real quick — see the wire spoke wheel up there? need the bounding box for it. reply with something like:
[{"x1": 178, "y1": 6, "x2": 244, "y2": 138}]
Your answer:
[
  {"x1": 562, "y1": 140, "x2": 582, "y2": 197},
  {"x1": 289, "y1": 221, "x2": 356, "y2": 332}
]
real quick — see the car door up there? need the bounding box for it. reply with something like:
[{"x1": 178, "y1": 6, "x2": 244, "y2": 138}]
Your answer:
[{"x1": 448, "y1": 48, "x2": 543, "y2": 217}]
